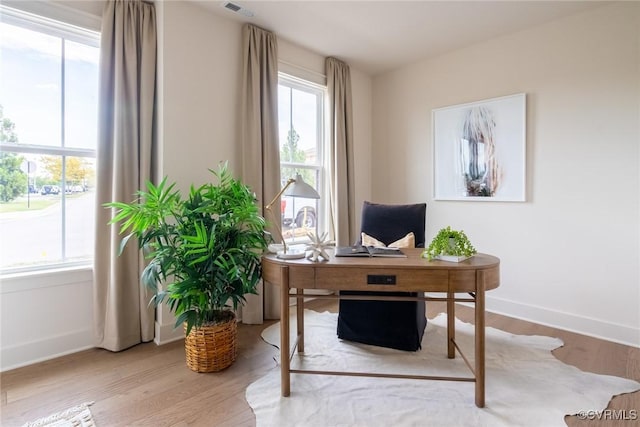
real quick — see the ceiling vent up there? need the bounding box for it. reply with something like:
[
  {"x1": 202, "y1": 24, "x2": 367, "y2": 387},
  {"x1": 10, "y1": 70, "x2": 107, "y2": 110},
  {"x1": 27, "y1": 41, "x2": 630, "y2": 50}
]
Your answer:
[{"x1": 221, "y1": 2, "x2": 254, "y2": 18}]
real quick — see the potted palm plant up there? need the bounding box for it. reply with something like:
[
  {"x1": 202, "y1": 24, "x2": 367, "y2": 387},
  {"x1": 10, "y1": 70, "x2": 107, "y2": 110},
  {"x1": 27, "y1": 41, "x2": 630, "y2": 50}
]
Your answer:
[{"x1": 105, "y1": 163, "x2": 267, "y2": 372}]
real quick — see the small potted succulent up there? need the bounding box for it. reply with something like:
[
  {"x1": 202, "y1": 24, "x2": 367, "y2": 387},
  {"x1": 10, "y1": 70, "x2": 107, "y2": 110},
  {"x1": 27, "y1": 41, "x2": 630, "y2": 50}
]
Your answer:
[{"x1": 422, "y1": 226, "x2": 477, "y2": 262}]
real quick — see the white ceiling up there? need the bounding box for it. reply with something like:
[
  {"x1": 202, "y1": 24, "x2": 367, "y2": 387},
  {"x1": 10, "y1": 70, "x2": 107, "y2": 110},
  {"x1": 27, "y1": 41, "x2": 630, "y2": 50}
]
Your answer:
[{"x1": 195, "y1": 0, "x2": 607, "y2": 76}]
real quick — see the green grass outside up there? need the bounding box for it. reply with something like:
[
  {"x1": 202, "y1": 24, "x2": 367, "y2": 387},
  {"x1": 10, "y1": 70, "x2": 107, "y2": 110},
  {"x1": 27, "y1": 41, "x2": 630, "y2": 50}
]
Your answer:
[
  {"x1": 0, "y1": 193, "x2": 91, "y2": 213},
  {"x1": 0, "y1": 198, "x2": 59, "y2": 213}
]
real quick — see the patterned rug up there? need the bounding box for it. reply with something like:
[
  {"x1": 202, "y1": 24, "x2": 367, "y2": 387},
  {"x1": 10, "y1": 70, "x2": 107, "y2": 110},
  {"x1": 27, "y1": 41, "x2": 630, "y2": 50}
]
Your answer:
[
  {"x1": 246, "y1": 310, "x2": 639, "y2": 427},
  {"x1": 22, "y1": 402, "x2": 96, "y2": 427}
]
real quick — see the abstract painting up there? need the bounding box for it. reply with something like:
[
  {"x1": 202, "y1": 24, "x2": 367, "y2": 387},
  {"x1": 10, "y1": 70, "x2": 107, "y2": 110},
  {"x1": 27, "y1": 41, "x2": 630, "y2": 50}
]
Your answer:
[{"x1": 433, "y1": 93, "x2": 526, "y2": 201}]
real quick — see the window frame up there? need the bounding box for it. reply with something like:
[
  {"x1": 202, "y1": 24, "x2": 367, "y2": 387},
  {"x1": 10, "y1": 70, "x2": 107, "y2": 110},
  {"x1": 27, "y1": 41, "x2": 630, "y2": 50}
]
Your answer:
[
  {"x1": 277, "y1": 72, "x2": 328, "y2": 243},
  {"x1": 0, "y1": 5, "x2": 99, "y2": 275}
]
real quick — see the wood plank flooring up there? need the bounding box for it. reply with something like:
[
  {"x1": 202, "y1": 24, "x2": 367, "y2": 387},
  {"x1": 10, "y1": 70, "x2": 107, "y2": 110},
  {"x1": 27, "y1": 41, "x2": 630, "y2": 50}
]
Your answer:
[{"x1": 1, "y1": 300, "x2": 638, "y2": 426}]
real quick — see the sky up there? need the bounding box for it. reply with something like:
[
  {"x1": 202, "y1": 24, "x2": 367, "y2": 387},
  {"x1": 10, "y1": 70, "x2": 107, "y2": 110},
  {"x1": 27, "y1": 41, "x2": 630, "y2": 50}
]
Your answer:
[
  {"x1": 277, "y1": 82, "x2": 321, "y2": 163},
  {"x1": 0, "y1": 21, "x2": 99, "y2": 151}
]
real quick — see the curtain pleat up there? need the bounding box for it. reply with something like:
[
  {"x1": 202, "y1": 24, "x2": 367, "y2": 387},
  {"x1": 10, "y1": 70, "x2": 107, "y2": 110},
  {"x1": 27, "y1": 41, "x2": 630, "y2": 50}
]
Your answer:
[
  {"x1": 326, "y1": 57, "x2": 356, "y2": 246},
  {"x1": 240, "y1": 24, "x2": 280, "y2": 323},
  {"x1": 93, "y1": 0, "x2": 157, "y2": 351}
]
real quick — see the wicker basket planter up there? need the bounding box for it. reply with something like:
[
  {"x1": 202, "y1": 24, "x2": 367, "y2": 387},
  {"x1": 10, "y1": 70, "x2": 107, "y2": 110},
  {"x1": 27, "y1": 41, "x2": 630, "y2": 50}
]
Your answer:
[{"x1": 184, "y1": 313, "x2": 238, "y2": 373}]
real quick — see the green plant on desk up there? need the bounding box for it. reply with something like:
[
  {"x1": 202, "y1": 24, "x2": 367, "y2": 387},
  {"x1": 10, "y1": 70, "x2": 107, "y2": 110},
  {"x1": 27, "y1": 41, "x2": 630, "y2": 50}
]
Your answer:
[{"x1": 422, "y1": 226, "x2": 477, "y2": 261}]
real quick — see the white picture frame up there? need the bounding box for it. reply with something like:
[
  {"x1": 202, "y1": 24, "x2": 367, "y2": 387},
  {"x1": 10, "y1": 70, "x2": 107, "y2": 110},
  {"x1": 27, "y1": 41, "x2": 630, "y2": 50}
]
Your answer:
[{"x1": 433, "y1": 93, "x2": 526, "y2": 202}]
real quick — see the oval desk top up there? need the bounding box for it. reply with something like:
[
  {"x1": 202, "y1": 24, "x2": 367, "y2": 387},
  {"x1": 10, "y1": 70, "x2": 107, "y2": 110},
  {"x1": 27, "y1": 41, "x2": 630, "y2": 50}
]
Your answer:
[{"x1": 262, "y1": 248, "x2": 500, "y2": 292}]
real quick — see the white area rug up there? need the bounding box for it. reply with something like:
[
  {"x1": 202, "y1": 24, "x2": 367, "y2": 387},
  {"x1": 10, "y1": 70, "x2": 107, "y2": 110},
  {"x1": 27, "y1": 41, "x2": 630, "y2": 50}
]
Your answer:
[
  {"x1": 246, "y1": 311, "x2": 639, "y2": 427},
  {"x1": 22, "y1": 402, "x2": 96, "y2": 427}
]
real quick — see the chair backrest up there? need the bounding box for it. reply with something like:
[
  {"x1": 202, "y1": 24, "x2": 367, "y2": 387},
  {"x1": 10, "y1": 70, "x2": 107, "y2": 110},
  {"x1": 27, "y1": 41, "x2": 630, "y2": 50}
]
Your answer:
[{"x1": 358, "y1": 201, "x2": 427, "y2": 248}]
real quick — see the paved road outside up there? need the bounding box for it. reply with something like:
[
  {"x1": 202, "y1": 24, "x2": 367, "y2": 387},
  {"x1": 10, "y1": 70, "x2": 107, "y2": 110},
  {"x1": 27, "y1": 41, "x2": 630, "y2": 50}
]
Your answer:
[{"x1": 0, "y1": 192, "x2": 95, "y2": 269}]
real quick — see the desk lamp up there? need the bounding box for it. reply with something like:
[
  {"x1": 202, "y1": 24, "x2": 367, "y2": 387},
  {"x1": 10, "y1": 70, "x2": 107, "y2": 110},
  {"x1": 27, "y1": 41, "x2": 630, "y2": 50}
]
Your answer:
[{"x1": 265, "y1": 174, "x2": 320, "y2": 259}]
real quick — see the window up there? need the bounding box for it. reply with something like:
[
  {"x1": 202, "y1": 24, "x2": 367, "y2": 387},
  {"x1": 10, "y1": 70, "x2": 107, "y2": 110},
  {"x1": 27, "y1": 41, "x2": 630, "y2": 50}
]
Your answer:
[
  {"x1": 278, "y1": 74, "x2": 327, "y2": 243},
  {"x1": 0, "y1": 6, "x2": 99, "y2": 273}
]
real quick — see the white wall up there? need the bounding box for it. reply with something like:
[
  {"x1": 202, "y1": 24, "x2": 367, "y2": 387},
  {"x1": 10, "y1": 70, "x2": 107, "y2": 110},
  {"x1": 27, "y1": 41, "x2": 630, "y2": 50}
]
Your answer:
[
  {"x1": 158, "y1": 3, "x2": 371, "y2": 218},
  {"x1": 372, "y1": 3, "x2": 640, "y2": 346},
  {"x1": 0, "y1": 268, "x2": 94, "y2": 371},
  {"x1": 160, "y1": 1, "x2": 243, "y2": 187},
  {"x1": 155, "y1": 2, "x2": 372, "y2": 337}
]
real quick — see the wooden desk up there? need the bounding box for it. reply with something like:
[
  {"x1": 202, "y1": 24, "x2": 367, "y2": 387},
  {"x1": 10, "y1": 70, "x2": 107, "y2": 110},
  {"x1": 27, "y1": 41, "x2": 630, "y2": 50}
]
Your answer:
[{"x1": 261, "y1": 248, "x2": 500, "y2": 407}]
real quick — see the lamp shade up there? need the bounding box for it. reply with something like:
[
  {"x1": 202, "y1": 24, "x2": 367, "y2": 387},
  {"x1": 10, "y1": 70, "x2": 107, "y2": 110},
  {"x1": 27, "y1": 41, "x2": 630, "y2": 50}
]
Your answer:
[{"x1": 284, "y1": 174, "x2": 320, "y2": 199}]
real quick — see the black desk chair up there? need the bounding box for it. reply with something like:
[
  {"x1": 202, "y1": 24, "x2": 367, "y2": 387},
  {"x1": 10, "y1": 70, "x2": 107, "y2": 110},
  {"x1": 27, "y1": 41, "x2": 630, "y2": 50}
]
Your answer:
[{"x1": 337, "y1": 201, "x2": 428, "y2": 351}]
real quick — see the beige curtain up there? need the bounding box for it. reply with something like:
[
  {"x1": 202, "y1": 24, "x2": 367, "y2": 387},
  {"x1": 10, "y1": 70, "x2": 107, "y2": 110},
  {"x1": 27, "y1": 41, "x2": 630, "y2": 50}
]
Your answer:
[
  {"x1": 94, "y1": 0, "x2": 158, "y2": 351},
  {"x1": 240, "y1": 24, "x2": 280, "y2": 323},
  {"x1": 326, "y1": 57, "x2": 356, "y2": 246}
]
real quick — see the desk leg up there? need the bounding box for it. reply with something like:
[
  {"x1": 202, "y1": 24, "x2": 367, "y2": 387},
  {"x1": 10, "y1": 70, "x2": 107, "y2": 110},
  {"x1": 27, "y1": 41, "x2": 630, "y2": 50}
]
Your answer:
[
  {"x1": 280, "y1": 266, "x2": 290, "y2": 397},
  {"x1": 447, "y1": 291, "x2": 455, "y2": 359},
  {"x1": 475, "y1": 272, "x2": 486, "y2": 408},
  {"x1": 297, "y1": 288, "x2": 304, "y2": 353}
]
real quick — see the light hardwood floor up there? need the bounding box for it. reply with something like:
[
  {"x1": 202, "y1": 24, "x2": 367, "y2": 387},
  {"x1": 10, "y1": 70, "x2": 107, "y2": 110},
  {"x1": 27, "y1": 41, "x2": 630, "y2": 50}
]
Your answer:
[{"x1": 2, "y1": 300, "x2": 638, "y2": 426}]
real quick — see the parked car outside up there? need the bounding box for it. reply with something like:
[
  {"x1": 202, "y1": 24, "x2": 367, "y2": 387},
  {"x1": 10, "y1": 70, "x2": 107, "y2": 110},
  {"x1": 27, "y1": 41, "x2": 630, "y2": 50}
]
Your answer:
[
  {"x1": 40, "y1": 185, "x2": 60, "y2": 195},
  {"x1": 281, "y1": 196, "x2": 317, "y2": 228},
  {"x1": 281, "y1": 196, "x2": 317, "y2": 240}
]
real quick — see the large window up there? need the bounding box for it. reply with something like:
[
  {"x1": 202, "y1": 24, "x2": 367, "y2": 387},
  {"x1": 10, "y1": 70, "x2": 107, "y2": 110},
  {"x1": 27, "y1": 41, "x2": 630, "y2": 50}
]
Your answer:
[
  {"x1": 0, "y1": 7, "x2": 99, "y2": 273},
  {"x1": 278, "y1": 74, "x2": 327, "y2": 243}
]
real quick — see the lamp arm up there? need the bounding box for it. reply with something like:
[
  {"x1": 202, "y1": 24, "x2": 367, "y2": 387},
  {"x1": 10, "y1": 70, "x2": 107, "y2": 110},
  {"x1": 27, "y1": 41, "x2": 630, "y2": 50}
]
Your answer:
[
  {"x1": 265, "y1": 178, "x2": 295, "y2": 211},
  {"x1": 265, "y1": 204, "x2": 288, "y2": 254},
  {"x1": 265, "y1": 178, "x2": 295, "y2": 254}
]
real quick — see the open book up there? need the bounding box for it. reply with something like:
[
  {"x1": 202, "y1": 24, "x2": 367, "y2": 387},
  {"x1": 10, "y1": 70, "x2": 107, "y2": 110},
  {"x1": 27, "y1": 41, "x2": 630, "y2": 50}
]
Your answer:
[{"x1": 335, "y1": 245, "x2": 407, "y2": 258}]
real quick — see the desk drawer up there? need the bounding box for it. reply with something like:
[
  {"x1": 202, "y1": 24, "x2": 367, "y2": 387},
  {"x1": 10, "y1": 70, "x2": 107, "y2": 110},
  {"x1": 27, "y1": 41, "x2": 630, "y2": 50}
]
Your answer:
[
  {"x1": 315, "y1": 267, "x2": 449, "y2": 291},
  {"x1": 288, "y1": 266, "x2": 315, "y2": 289},
  {"x1": 261, "y1": 262, "x2": 316, "y2": 289}
]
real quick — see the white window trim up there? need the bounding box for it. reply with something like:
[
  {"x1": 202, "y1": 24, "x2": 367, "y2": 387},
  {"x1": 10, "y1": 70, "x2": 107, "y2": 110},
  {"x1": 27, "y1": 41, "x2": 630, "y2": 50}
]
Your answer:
[
  {"x1": 1, "y1": 264, "x2": 92, "y2": 293},
  {"x1": 0, "y1": 5, "x2": 99, "y2": 276},
  {"x1": 1, "y1": 2, "x2": 101, "y2": 34},
  {"x1": 278, "y1": 73, "x2": 328, "y2": 243}
]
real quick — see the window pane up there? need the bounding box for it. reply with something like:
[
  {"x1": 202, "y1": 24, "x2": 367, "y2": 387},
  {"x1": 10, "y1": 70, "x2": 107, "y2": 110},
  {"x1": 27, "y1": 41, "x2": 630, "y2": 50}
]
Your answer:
[
  {"x1": 0, "y1": 153, "x2": 97, "y2": 269},
  {"x1": 0, "y1": 22, "x2": 61, "y2": 147},
  {"x1": 279, "y1": 86, "x2": 320, "y2": 166},
  {"x1": 63, "y1": 156, "x2": 95, "y2": 261},
  {"x1": 281, "y1": 168, "x2": 320, "y2": 238},
  {"x1": 278, "y1": 76, "x2": 326, "y2": 243},
  {"x1": 0, "y1": 153, "x2": 63, "y2": 268},
  {"x1": 64, "y1": 40, "x2": 99, "y2": 149},
  {"x1": 0, "y1": 12, "x2": 98, "y2": 273},
  {"x1": 291, "y1": 89, "x2": 318, "y2": 158},
  {"x1": 278, "y1": 85, "x2": 293, "y2": 162}
]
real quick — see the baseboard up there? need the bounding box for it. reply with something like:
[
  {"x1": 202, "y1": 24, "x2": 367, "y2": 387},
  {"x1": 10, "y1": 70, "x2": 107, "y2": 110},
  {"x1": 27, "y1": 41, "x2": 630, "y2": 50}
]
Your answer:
[
  {"x1": 154, "y1": 320, "x2": 184, "y2": 345},
  {"x1": 484, "y1": 296, "x2": 640, "y2": 348},
  {"x1": 1, "y1": 328, "x2": 93, "y2": 372}
]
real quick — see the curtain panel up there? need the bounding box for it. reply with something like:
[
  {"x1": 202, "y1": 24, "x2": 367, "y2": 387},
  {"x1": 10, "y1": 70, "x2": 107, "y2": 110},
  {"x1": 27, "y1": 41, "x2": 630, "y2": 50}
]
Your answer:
[
  {"x1": 240, "y1": 24, "x2": 280, "y2": 323},
  {"x1": 326, "y1": 57, "x2": 356, "y2": 247},
  {"x1": 94, "y1": 0, "x2": 158, "y2": 351}
]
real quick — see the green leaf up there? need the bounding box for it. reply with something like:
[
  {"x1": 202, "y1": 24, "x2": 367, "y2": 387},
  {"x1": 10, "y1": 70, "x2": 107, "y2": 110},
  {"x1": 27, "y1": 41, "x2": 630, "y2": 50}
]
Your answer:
[{"x1": 117, "y1": 233, "x2": 135, "y2": 256}]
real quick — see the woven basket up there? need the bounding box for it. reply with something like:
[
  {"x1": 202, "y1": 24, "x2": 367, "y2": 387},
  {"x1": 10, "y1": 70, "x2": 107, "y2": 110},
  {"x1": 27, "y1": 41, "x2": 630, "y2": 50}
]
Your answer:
[{"x1": 184, "y1": 314, "x2": 237, "y2": 373}]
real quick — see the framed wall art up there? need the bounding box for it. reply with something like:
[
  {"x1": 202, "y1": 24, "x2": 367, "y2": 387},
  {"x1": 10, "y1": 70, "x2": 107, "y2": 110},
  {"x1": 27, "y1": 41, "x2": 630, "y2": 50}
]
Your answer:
[{"x1": 433, "y1": 93, "x2": 526, "y2": 202}]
